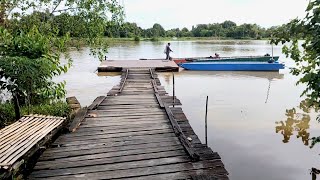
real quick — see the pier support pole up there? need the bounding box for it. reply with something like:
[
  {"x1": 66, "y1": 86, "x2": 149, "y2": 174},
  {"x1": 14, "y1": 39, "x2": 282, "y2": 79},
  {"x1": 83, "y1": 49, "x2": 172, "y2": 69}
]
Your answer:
[
  {"x1": 205, "y1": 96, "x2": 208, "y2": 146},
  {"x1": 271, "y1": 44, "x2": 274, "y2": 60},
  {"x1": 173, "y1": 72, "x2": 175, "y2": 107}
]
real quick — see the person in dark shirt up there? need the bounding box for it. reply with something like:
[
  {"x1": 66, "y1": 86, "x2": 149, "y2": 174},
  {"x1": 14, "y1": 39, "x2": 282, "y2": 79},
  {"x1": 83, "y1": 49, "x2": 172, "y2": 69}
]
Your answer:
[{"x1": 165, "y1": 43, "x2": 173, "y2": 60}]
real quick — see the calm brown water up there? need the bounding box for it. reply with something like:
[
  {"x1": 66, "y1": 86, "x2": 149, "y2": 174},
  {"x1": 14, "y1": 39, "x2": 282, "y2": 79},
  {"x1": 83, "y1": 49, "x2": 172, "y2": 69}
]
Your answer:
[{"x1": 57, "y1": 40, "x2": 320, "y2": 180}]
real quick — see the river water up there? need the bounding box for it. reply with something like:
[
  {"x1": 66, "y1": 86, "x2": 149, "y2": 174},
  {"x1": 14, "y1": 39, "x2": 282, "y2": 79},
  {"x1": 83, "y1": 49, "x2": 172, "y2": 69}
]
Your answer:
[{"x1": 56, "y1": 40, "x2": 320, "y2": 180}]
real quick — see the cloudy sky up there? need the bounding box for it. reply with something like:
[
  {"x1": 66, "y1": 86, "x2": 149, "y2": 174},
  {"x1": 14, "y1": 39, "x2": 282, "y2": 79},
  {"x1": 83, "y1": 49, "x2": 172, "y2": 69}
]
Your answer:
[{"x1": 123, "y1": 0, "x2": 309, "y2": 30}]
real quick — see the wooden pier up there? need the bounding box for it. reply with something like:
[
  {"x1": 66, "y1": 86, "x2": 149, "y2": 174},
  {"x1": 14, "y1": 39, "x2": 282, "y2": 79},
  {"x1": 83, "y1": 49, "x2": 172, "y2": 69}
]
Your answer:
[
  {"x1": 28, "y1": 68, "x2": 228, "y2": 179},
  {"x1": 98, "y1": 60, "x2": 179, "y2": 72}
]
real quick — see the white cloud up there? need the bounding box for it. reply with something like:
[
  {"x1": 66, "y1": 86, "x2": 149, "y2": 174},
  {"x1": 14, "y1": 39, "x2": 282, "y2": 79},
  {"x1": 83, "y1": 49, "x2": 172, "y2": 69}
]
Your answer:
[{"x1": 123, "y1": 0, "x2": 309, "y2": 29}]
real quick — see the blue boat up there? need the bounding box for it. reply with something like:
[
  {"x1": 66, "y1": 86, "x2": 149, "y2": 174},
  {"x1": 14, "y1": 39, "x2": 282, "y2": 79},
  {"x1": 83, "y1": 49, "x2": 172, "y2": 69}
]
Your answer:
[{"x1": 179, "y1": 61, "x2": 285, "y2": 71}]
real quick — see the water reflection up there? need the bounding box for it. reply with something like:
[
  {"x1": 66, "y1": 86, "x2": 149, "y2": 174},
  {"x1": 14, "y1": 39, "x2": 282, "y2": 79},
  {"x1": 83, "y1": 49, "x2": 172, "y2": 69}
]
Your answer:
[
  {"x1": 176, "y1": 70, "x2": 284, "y2": 80},
  {"x1": 275, "y1": 100, "x2": 319, "y2": 147},
  {"x1": 163, "y1": 73, "x2": 171, "y2": 84},
  {"x1": 275, "y1": 108, "x2": 310, "y2": 145},
  {"x1": 97, "y1": 72, "x2": 122, "y2": 76},
  {"x1": 194, "y1": 40, "x2": 253, "y2": 45}
]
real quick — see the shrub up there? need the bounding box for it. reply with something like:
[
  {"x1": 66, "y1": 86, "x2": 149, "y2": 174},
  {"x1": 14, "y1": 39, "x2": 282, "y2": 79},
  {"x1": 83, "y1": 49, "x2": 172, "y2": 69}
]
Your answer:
[
  {"x1": 0, "y1": 101, "x2": 71, "y2": 128},
  {"x1": 150, "y1": 37, "x2": 159, "y2": 41},
  {"x1": 0, "y1": 102, "x2": 16, "y2": 127},
  {"x1": 21, "y1": 101, "x2": 71, "y2": 118},
  {"x1": 134, "y1": 36, "x2": 140, "y2": 41}
]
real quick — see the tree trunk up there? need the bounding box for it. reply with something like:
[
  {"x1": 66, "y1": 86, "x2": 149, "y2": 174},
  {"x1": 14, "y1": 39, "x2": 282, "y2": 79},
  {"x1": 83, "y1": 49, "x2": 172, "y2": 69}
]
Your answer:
[
  {"x1": 0, "y1": 2, "x2": 7, "y2": 26},
  {"x1": 13, "y1": 93, "x2": 21, "y2": 120}
]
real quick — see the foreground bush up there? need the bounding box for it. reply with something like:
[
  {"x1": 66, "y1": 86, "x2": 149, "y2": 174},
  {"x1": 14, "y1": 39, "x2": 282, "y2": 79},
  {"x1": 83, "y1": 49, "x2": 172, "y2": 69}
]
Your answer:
[{"x1": 0, "y1": 101, "x2": 71, "y2": 128}]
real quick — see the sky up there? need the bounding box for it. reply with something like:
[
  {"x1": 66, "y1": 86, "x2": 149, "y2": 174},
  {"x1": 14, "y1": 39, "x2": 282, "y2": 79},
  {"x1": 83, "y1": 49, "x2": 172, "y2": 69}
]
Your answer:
[{"x1": 123, "y1": 0, "x2": 309, "y2": 30}]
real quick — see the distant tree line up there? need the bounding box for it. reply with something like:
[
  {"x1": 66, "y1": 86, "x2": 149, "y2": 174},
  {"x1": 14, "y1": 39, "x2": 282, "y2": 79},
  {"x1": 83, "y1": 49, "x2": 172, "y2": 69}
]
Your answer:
[
  {"x1": 107, "y1": 20, "x2": 279, "y2": 40},
  {"x1": 13, "y1": 12, "x2": 279, "y2": 40}
]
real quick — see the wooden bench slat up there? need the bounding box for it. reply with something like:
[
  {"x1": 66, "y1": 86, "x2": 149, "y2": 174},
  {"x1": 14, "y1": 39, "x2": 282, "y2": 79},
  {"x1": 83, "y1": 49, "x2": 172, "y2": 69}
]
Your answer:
[
  {"x1": 0, "y1": 115, "x2": 66, "y2": 173},
  {"x1": 1, "y1": 119, "x2": 63, "y2": 164}
]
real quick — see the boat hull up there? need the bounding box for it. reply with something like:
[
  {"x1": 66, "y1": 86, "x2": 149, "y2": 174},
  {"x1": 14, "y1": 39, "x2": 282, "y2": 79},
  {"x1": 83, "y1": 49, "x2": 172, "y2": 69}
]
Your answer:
[
  {"x1": 173, "y1": 56, "x2": 279, "y2": 64},
  {"x1": 180, "y1": 62, "x2": 285, "y2": 71}
]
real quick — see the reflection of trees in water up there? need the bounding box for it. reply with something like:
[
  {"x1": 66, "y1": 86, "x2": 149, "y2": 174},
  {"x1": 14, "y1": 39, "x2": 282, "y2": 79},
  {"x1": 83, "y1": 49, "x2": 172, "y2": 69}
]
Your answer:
[
  {"x1": 275, "y1": 108, "x2": 310, "y2": 146},
  {"x1": 275, "y1": 99, "x2": 320, "y2": 179},
  {"x1": 164, "y1": 73, "x2": 171, "y2": 85},
  {"x1": 275, "y1": 99, "x2": 318, "y2": 147}
]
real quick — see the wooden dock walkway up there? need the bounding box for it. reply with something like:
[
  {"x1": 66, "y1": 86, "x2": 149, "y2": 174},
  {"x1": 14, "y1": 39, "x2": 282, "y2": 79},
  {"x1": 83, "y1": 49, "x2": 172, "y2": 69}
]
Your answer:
[
  {"x1": 98, "y1": 60, "x2": 179, "y2": 72},
  {"x1": 28, "y1": 69, "x2": 228, "y2": 179}
]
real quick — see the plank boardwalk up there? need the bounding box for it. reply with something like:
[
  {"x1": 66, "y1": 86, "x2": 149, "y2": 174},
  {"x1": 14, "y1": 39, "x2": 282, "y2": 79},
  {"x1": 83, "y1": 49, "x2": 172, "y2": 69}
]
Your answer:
[{"x1": 28, "y1": 68, "x2": 229, "y2": 180}]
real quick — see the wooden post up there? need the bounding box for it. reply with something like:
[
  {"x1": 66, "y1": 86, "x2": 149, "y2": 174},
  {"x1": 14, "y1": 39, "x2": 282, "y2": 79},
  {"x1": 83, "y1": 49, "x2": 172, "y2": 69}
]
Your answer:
[
  {"x1": 271, "y1": 44, "x2": 274, "y2": 60},
  {"x1": 173, "y1": 72, "x2": 175, "y2": 107},
  {"x1": 13, "y1": 93, "x2": 21, "y2": 120},
  {"x1": 205, "y1": 96, "x2": 208, "y2": 146}
]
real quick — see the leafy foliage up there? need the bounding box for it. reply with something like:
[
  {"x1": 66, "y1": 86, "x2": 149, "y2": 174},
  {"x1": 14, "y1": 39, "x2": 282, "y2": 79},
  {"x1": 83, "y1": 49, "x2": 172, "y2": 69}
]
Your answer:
[
  {"x1": 0, "y1": 0, "x2": 123, "y2": 119},
  {"x1": 0, "y1": 101, "x2": 71, "y2": 128},
  {"x1": 0, "y1": 26, "x2": 70, "y2": 110},
  {"x1": 103, "y1": 20, "x2": 278, "y2": 39},
  {"x1": 271, "y1": 0, "x2": 320, "y2": 106}
]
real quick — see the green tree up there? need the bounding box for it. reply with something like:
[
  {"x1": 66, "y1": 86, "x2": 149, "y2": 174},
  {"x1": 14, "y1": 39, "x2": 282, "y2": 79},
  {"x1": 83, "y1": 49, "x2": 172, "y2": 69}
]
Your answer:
[
  {"x1": 0, "y1": 0, "x2": 123, "y2": 119},
  {"x1": 166, "y1": 29, "x2": 177, "y2": 37},
  {"x1": 191, "y1": 24, "x2": 208, "y2": 37},
  {"x1": 0, "y1": 27, "x2": 70, "y2": 119},
  {"x1": 221, "y1": 20, "x2": 236, "y2": 29},
  {"x1": 151, "y1": 23, "x2": 166, "y2": 37},
  {"x1": 181, "y1": 27, "x2": 192, "y2": 37},
  {"x1": 271, "y1": 0, "x2": 320, "y2": 106}
]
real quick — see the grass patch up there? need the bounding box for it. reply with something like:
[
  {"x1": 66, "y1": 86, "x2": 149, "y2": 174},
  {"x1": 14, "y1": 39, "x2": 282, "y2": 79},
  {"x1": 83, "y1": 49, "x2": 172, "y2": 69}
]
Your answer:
[{"x1": 0, "y1": 101, "x2": 71, "y2": 128}]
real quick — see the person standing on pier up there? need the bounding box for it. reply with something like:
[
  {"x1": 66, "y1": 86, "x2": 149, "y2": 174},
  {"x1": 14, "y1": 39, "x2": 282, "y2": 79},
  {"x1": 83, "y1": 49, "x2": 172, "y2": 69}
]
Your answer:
[{"x1": 164, "y1": 43, "x2": 173, "y2": 60}]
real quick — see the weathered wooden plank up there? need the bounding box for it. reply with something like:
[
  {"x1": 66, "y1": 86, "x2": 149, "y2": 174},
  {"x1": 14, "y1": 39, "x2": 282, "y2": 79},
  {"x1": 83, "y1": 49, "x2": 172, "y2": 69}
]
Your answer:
[
  {"x1": 44, "y1": 140, "x2": 181, "y2": 156},
  {"x1": 56, "y1": 129, "x2": 174, "y2": 142},
  {"x1": 50, "y1": 138, "x2": 181, "y2": 153},
  {"x1": 72, "y1": 123, "x2": 171, "y2": 135},
  {"x1": 39, "y1": 145, "x2": 184, "y2": 162},
  {"x1": 68, "y1": 107, "x2": 87, "y2": 132},
  {"x1": 54, "y1": 132, "x2": 176, "y2": 146},
  {"x1": 80, "y1": 118, "x2": 169, "y2": 127},
  {"x1": 84, "y1": 116, "x2": 168, "y2": 124},
  {"x1": 32, "y1": 156, "x2": 192, "y2": 178},
  {"x1": 78, "y1": 121, "x2": 171, "y2": 130},
  {"x1": 88, "y1": 109, "x2": 163, "y2": 114},
  {"x1": 103, "y1": 99, "x2": 157, "y2": 106},
  {"x1": 124, "y1": 169, "x2": 228, "y2": 180},
  {"x1": 88, "y1": 96, "x2": 106, "y2": 110},
  {"x1": 32, "y1": 160, "x2": 227, "y2": 179},
  {"x1": 94, "y1": 104, "x2": 161, "y2": 108},
  {"x1": 94, "y1": 108, "x2": 163, "y2": 113},
  {"x1": 106, "y1": 95, "x2": 156, "y2": 98},
  {"x1": 53, "y1": 133, "x2": 179, "y2": 146},
  {"x1": 86, "y1": 111, "x2": 166, "y2": 117},
  {"x1": 40, "y1": 142, "x2": 181, "y2": 161},
  {"x1": 118, "y1": 69, "x2": 129, "y2": 93},
  {"x1": 155, "y1": 93, "x2": 164, "y2": 108},
  {"x1": 74, "y1": 121, "x2": 173, "y2": 132}
]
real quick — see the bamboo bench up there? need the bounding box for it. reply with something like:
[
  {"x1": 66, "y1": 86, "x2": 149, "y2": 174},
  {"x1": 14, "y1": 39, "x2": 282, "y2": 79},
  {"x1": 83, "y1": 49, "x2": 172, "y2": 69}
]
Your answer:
[{"x1": 0, "y1": 114, "x2": 66, "y2": 179}]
